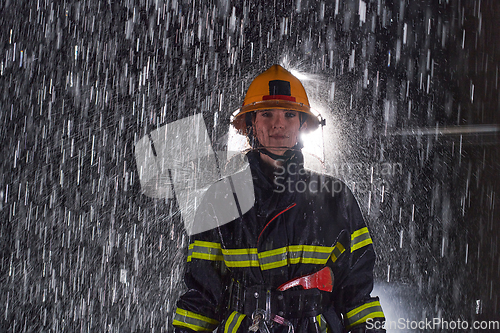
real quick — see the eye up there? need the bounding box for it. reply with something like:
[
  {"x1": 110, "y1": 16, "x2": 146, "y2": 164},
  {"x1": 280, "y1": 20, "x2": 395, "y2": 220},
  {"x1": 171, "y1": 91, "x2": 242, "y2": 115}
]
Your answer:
[
  {"x1": 285, "y1": 111, "x2": 297, "y2": 118},
  {"x1": 260, "y1": 111, "x2": 272, "y2": 117}
]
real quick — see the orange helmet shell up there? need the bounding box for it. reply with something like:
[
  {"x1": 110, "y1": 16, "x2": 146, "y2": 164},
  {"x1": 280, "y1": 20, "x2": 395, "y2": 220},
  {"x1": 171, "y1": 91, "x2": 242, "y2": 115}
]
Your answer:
[{"x1": 231, "y1": 64, "x2": 321, "y2": 134}]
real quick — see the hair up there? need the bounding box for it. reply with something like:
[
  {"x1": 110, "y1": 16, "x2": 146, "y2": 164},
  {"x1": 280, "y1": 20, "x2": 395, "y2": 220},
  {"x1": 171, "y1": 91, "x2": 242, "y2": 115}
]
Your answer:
[{"x1": 244, "y1": 112, "x2": 257, "y2": 148}]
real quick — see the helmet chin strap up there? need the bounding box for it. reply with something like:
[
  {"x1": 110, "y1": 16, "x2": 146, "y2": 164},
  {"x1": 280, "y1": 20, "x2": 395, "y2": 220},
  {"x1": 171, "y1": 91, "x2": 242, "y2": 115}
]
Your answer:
[{"x1": 258, "y1": 147, "x2": 295, "y2": 161}]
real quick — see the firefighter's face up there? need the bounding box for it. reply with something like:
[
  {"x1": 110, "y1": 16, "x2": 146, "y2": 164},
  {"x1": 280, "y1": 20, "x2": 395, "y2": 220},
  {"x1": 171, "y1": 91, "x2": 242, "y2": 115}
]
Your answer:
[{"x1": 253, "y1": 109, "x2": 306, "y2": 155}]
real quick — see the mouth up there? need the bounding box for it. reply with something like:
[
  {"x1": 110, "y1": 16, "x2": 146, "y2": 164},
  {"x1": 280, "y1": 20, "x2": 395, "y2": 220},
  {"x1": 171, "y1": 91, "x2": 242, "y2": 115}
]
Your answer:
[{"x1": 269, "y1": 135, "x2": 289, "y2": 139}]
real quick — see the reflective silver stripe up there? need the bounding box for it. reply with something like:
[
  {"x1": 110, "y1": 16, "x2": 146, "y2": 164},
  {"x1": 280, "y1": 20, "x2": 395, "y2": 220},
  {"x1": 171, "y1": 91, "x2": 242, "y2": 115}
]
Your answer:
[
  {"x1": 220, "y1": 245, "x2": 345, "y2": 270},
  {"x1": 173, "y1": 308, "x2": 219, "y2": 331},
  {"x1": 259, "y1": 245, "x2": 336, "y2": 270},
  {"x1": 222, "y1": 248, "x2": 259, "y2": 267},
  {"x1": 351, "y1": 227, "x2": 373, "y2": 252},
  {"x1": 346, "y1": 301, "x2": 384, "y2": 328},
  {"x1": 289, "y1": 249, "x2": 332, "y2": 261},
  {"x1": 187, "y1": 241, "x2": 223, "y2": 262},
  {"x1": 259, "y1": 249, "x2": 288, "y2": 269},
  {"x1": 224, "y1": 311, "x2": 246, "y2": 333}
]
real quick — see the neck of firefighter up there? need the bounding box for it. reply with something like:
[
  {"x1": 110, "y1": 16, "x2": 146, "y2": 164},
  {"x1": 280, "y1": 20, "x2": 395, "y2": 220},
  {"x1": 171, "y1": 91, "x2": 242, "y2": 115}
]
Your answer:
[
  {"x1": 260, "y1": 149, "x2": 286, "y2": 168},
  {"x1": 258, "y1": 149, "x2": 288, "y2": 181}
]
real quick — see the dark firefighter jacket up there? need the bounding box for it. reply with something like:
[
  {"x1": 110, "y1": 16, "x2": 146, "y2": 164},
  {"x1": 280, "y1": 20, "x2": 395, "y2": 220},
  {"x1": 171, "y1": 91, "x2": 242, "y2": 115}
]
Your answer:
[{"x1": 173, "y1": 150, "x2": 385, "y2": 333}]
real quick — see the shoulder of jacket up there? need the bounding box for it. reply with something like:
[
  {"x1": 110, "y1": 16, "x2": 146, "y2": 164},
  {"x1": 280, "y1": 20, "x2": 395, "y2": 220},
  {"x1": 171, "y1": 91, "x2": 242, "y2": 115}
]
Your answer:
[
  {"x1": 190, "y1": 165, "x2": 255, "y2": 235},
  {"x1": 303, "y1": 169, "x2": 351, "y2": 189}
]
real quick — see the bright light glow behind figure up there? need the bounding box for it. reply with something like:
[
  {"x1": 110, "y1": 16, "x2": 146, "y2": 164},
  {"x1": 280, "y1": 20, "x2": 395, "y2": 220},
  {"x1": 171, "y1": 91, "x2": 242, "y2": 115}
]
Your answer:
[
  {"x1": 301, "y1": 101, "x2": 327, "y2": 162},
  {"x1": 287, "y1": 68, "x2": 311, "y2": 83},
  {"x1": 227, "y1": 125, "x2": 251, "y2": 160},
  {"x1": 301, "y1": 129, "x2": 324, "y2": 161}
]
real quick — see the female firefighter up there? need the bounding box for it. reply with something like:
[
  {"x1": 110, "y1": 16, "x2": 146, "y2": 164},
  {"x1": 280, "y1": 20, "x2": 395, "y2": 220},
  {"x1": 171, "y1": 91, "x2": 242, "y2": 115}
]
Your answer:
[{"x1": 173, "y1": 65, "x2": 386, "y2": 333}]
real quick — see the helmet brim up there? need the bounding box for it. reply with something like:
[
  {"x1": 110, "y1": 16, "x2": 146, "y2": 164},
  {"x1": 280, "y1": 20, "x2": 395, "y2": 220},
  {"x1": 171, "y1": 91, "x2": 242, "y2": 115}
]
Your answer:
[{"x1": 231, "y1": 100, "x2": 322, "y2": 135}]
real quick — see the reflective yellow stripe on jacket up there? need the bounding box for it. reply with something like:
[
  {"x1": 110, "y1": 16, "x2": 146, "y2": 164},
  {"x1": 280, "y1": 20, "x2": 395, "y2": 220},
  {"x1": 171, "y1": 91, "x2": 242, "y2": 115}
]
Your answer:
[
  {"x1": 224, "y1": 311, "x2": 246, "y2": 333},
  {"x1": 345, "y1": 300, "x2": 385, "y2": 329},
  {"x1": 222, "y1": 248, "x2": 260, "y2": 267},
  {"x1": 258, "y1": 244, "x2": 343, "y2": 270},
  {"x1": 187, "y1": 241, "x2": 223, "y2": 262},
  {"x1": 351, "y1": 227, "x2": 373, "y2": 252},
  {"x1": 187, "y1": 241, "x2": 345, "y2": 270},
  {"x1": 316, "y1": 314, "x2": 329, "y2": 333},
  {"x1": 173, "y1": 308, "x2": 220, "y2": 331},
  {"x1": 330, "y1": 242, "x2": 345, "y2": 262}
]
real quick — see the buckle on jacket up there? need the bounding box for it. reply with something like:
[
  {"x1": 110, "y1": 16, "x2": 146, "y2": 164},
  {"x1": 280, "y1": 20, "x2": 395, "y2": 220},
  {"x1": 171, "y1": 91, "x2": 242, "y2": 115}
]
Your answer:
[
  {"x1": 249, "y1": 309, "x2": 295, "y2": 333},
  {"x1": 241, "y1": 286, "x2": 324, "y2": 319}
]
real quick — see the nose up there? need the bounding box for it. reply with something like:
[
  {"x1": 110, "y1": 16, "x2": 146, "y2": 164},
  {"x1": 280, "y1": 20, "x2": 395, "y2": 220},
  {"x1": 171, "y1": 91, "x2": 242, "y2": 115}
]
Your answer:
[{"x1": 272, "y1": 112, "x2": 286, "y2": 128}]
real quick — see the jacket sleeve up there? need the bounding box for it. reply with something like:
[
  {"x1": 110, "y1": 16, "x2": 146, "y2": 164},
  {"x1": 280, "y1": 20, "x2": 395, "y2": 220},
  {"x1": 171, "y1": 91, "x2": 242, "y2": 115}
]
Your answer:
[
  {"x1": 173, "y1": 229, "x2": 228, "y2": 333},
  {"x1": 330, "y1": 185, "x2": 386, "y2": 333},
  {"x1": 173, "y1": 230, "x2": 252, "y2": 333}
]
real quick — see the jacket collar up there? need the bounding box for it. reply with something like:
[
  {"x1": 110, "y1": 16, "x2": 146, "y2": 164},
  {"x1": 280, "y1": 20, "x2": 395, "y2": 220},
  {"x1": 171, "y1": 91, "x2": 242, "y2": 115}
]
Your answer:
[
  {"x1": 246, "y1": 149, "x2": 304, "y2": 181},
  {"x1": 246, "y1": 149, "x2": 304, "y2": 218}
]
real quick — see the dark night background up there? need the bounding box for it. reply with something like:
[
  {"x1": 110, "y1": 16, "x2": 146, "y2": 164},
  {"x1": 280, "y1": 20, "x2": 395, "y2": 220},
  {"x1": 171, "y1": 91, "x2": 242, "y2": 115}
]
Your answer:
[{"x1": 1, "y1": 0, "x2": 499, "y2": 331}]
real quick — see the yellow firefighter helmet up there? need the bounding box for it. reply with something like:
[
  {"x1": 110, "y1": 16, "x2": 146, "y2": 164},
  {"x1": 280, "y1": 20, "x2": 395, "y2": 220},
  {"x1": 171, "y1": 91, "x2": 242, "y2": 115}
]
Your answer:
[{"x1": 231, "y1": 64, "x2": 323, "y2": 135}]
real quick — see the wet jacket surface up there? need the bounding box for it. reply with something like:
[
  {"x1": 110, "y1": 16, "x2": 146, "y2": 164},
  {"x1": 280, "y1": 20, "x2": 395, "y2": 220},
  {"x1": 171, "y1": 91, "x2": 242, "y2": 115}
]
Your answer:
[{"x1": 173, "y1": 151, "x2": 385, "y2": 333}]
